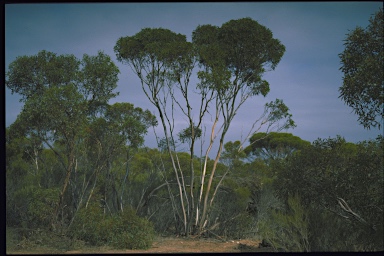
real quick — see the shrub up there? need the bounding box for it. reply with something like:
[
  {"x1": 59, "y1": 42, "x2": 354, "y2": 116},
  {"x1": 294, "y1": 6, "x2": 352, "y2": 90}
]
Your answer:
[
  {"x1": 258, "y1": 193, "x2": 310, "y2": 252},
  {"x1": 6, "y1": 227, "x2": 76, "y2": 253},
  {"x1": 308, "y1": 205, "x2": 384, "y2": 251},
  {"x1": 109, "y1": 207, "x2": 155, "y2": 249},
  {"x1": 11, "y1": 186, "x2": 60, "y2": 229},
  {"x1": 70, "y1": 202, "x2": 155, "y2": 249},
  {"x1": 307, "y1": 206, "x2": 356, "y2": 251},
  {"x1": 271, "y1": 136, "x2": 384, "y2": 251}
]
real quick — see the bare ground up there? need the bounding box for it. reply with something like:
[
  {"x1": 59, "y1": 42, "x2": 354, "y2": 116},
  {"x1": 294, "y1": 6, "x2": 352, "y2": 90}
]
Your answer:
[{"x1": 8, "y1": 236, "x2": 275, "y2": 254}]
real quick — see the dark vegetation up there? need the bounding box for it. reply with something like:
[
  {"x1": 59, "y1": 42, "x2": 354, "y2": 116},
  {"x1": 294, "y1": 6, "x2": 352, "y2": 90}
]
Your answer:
[{"x1": 6, "y1": 11, "x2": 383, "y2": 253}]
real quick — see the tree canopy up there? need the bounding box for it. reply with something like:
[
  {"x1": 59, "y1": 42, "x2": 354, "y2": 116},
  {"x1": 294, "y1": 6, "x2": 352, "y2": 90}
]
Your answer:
[
  {"x1": 245, "y1": 132, "x2": 311, "y2": 160},
  {"x1": 339, "y1": 8, "x2": 383, "y2": 129},
  {"x1": 193, "y1": 17, "x2": 286, "y2": 97}
]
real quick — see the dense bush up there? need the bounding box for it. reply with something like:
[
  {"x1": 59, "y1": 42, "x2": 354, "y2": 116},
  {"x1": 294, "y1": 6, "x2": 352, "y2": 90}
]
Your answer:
[
  {"x1": 257, "y1": 193, "x2": 310, "y2": 252},
  {"x1": 70, "y1": 202, "x2": 155, "y2": 249},
  {"x1": 9, "y1": 186, "x2": 60, "y2": 229},
  {"x1": 210, "y1": 185, "x2": 255, "y2": 239},
  {"x1": 307, "y1": 205, "x2": 364, "y2": 251},
  {"x1": 270, "y1": 136, "x2": 384, "y2": 251}
]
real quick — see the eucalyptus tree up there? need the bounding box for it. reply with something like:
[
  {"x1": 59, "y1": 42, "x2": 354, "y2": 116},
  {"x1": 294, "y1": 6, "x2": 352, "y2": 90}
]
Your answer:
[
  {"x1": 339, "y1": 8, "x2": 383, "y2": 129},
  {"x1": 114, "y1": 17, "x2": 295, "y2": 236},
  {"x1": 115, "y1": 28, "x2": 198, "y2": 235},
  {"x1": 245, "y1": 132, "x2": 311, "y2": 161},
  {"x1": 80, "y1": 102, "x2": 157, "y2": 214},
  {"x1": 6, "y1": 50, "x2": 120, "y2": 231}
]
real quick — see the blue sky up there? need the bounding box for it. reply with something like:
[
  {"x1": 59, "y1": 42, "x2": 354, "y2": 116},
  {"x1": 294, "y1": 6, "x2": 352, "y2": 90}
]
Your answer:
[{"x1": 5, "y1": 2, "x2": 383, "y2": 150}]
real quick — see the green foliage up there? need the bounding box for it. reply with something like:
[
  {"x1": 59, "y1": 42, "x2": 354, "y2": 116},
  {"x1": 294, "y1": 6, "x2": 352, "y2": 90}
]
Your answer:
[
  {"x1": 70, "y1": 202, "x2": 155, "y2": 249},
  {"x1": 115, "y1": 208, "x2": 155, "y2": 249},
  {"x1": 6, "y1": 49, "x2": 158, "y2": 236},
  {"x1": 258, "y1": 193, "x2": 310, "y2": 252},
  {"x1": 11, "y1": 186, "x2": 60, "y2": 229},
  {"x1": 211, "y1": 186, "x2": 255, "y2": 239},
  {"x1": 7, "y1": 50, "x2": 119, "y2": 141},
  {"x1": 219, "y1": 17, "x2": 285, "y2": 71},
  {"x1": 339, "y1": 8, "x2": 383, "y2": 129},
  {"x1": 115, "y1": 19, "x2": 293, "y2": 237},
  {"x1": 178, "y1": 125, "x2": 202, "y2": 144},
  {"x1": 209, "y1": 150, "x2": 265, "y2": 239},
  {"x1": 114, "y1": 27, "x2": 188, "y2": 84},
  {"x1": 6, "y1": 227, "x2": 19, "y2": 252},
  {"x1": 129, "y1": 154, "x2": 154, "y2": 183},
  {"x1": 6, "y1": 50, "x2": 79, "y2": 101},
  {"x1": 272, "y1": 136, "x2": 384, "y2": 251},
  {"x1": 85, "y1": 103, "x2": 157, "y2": 153},
  {"x1": 246, "y1": 132, "x2": 310, "y2": 160},
  {"x1": 6, "y1": 50, "x2": 121, "y2": 228},
  {"x1": 307, "y1": 205, "x2": 374, "y2": 251},
  {"x1": 220, "y1": 141, "x2": 246, "y2": 169},
  {"x1": 193, "y1": 17, "x2": 285, "y2": 94},
  {"x1": 5, "y1": 137, "x2": 30, "y2": 188},
  {"x1": 6, "y1": 225, "x2": 95, "y2": 253},
  {"x1": 79, "y1": 51, "x2": 120, "y2": 113}
]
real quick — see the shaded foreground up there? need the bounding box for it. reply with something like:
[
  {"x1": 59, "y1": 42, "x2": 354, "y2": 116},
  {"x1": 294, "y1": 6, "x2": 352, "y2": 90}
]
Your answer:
[{"x1": 8, "y1": 236, "x2": 274, "y2": 254}]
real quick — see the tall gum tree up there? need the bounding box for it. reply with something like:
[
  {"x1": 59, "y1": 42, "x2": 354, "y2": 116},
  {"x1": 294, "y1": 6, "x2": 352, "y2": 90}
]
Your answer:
[
  {"x1": 193, "y1": 18, "x2": 295, "y2": 233},
  {"x1": 115, "y1": 17, "x2": 295, "y2": 236},
  {"x1": 115, "y1": 28, "x2": 196, "y2": 234}
]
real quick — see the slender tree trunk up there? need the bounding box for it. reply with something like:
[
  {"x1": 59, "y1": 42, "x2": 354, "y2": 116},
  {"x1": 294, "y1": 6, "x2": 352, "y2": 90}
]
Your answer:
[
  {"x1": 199, "y1": 136, "x2": 225, "y2": 232},
  {"x1": 51, "y1": 146, "x2": 75, "y2": 231},
  {"x1": 196, "y1": 100, "x2": 220, "y2": 233},
  {"x1": 186, "y1": 138, "x2": 195, "y2": 236},
  {"x1": 155, "y1": 99, "x2": 188, "y2": 235}
]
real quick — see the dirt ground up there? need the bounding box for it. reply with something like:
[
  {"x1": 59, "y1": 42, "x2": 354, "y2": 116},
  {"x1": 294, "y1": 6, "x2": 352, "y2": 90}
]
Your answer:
[
  {"x1": 66, "y1": 237, "x2": 270, "y2": 254},
  {"x1": 64, "y1": 237, "x2": 273, "y2": 254},
  {"x1": 8, "y1": 236, "x2": 274, "y2": 254}
]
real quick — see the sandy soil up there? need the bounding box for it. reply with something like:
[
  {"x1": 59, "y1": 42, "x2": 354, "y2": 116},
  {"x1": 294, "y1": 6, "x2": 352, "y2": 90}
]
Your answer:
[
  {"x1": 8, "y1": 236, "x2": 274, "y2": 254},
  {"x1": 63, "y1": 237, "x2": 273, "y2": 254}
]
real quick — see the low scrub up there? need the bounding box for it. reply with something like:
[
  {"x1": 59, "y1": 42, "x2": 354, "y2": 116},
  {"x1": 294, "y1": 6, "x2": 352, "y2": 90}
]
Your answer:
[
  {"x1": 258, "y1": 193, "x2": 310, "y2": 252},
  {"x1": 6, "y1": 227, "x2": 77, "y2": 253},
  {"x1": 70, "y1": 202, "x2": 155, "y2": 249}
]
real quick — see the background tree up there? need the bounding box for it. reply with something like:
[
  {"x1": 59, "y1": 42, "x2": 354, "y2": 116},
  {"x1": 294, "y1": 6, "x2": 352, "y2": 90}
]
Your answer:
[
  {"x1": 245, "y1": 132, "x2": 311, "y2": 161},
  {"x1": 6, "y1": 50, "x2": 120, "y2": 231},
  {"x1": 66, "y1": 102, "x2": 157, "y2": 225},
  {"x1": 6, "y1": 50, "x2": 159, "y2": 249},
  {"x1": 339, "y1": 8, "x2": 383, "y2": 129},
  {"x1": 220, "y1": 141, "x2": 247, "y2": 170}
]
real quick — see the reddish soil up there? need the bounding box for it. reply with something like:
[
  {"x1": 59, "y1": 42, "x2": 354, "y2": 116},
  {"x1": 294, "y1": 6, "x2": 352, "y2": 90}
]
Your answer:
[
  {"x1": 8, "y1": 236, "x2": 275, "y2": 254},
  {"x1": 64, "y1": 237, "x2": 273, "y2": 254}
]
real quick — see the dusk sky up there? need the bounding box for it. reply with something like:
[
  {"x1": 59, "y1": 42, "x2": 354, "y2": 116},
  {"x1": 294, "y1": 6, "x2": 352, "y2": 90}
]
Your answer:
[{"x1": 5, "y1": 2, "x2": 383, "y2": 151}]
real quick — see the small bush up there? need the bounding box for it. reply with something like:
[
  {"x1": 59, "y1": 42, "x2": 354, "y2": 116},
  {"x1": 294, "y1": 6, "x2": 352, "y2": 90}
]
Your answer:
[
  {"x1": 6, "y1": 227, "x2": 75, "y2": 253},
  {"x1": 70, "y1": 202, "x2": 155, "y2": 249}
]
